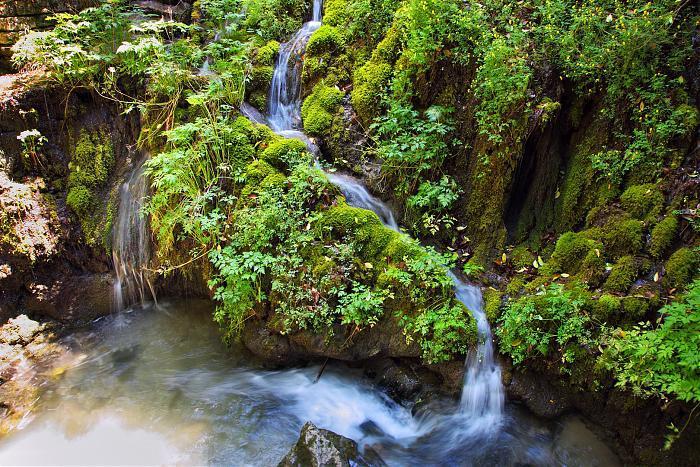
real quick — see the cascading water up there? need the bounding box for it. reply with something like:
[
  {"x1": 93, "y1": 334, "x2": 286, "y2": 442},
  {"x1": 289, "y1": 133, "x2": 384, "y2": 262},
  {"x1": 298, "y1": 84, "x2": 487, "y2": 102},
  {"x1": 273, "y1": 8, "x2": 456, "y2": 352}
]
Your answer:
[
  {"x1": 266, "y1": 0, "x2": 504, "y2": 434},
  {"x1": 112, "y1": 158, "x2": 155, "y2": 311},
  {"x1": 267, "y1": 0, "x2": 323, "y2": 131}
]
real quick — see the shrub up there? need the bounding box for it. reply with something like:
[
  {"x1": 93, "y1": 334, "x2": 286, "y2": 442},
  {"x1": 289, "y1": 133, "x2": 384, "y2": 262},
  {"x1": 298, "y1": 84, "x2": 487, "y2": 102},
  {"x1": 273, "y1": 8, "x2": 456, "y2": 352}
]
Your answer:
[
  {"x1": 602, "y1": 279, "x2": 700, "y2": 403},
  {"x1": 497, "y1": 284, "x2": 591, "y2": 368}
]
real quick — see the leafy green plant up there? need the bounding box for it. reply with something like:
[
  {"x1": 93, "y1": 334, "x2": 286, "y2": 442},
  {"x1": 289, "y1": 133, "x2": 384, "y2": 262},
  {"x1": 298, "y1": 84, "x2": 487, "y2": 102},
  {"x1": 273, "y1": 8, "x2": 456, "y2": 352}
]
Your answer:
[
  {"x1": 371, "y1": 101, "x2": 456, "y2": 197},
  {"x1": 497, "y1": 284, "x2": 592, "y2": 368},
  {"x1": 407, "y1": 175, "x2": 462, "y2": 235},
  {"x1": 601, "y1": 279, "x2": 700, "y2": 403}
]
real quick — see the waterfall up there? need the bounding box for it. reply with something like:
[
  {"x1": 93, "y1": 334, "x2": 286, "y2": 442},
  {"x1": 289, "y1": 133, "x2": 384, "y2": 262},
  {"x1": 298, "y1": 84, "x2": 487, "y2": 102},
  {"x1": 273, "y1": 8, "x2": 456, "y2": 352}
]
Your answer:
[
  {"x1": 267, "y1": 0, "x2": 323, "y2": 131},
  {"x1": 112, "y1": 159, "x2": 156, "y2": 311},
  {"x1": 263, "y1": 0, "x2": 503, "y2": 433}
]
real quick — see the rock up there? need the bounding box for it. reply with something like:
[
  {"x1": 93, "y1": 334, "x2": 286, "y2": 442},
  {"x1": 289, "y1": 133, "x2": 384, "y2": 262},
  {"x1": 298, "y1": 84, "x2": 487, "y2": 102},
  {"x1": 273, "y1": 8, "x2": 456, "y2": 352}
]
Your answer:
[
  {"x1": 24, "y1": 273, "x2": 114, "y2": 323},
  {"x1": 278, "y1": 422, "x2": 385, "y2": 467},
  {"x1": 507, "y1": 369, "x2": 571, "y2": 419},
  {"x1": 135, "y1": 1, "x2": 192, "y2": 22},
  {"x1": 0, "y1": 314, "x2": 41, "y2": 345}
]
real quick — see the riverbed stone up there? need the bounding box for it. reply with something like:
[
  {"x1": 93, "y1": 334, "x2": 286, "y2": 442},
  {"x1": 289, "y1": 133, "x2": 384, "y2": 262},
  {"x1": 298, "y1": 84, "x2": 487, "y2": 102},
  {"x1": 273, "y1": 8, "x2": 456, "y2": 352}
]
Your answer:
[
  {"x1": 278, "y1": 422, "x2": 385, "y2": 467},
  {"x1": 0, "y1": 314, "x2": 41, "y2": 345}
]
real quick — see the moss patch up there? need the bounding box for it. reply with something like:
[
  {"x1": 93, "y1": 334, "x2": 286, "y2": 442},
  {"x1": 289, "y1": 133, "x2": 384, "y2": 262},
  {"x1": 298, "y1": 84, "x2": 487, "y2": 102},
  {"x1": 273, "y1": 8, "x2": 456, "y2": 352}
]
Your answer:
[
  {"x1": 620, "y1": 184, "x2": 663, "y2": 222},
  {"x1": 301, "y1": 83, "x2": 344, "y2": 136},
  {"x1": 663, "y1": 248, "x2": 699, "y2": 290},
  {"x1": 66, "y1": 128, "x2": 115, "y2": 251}
]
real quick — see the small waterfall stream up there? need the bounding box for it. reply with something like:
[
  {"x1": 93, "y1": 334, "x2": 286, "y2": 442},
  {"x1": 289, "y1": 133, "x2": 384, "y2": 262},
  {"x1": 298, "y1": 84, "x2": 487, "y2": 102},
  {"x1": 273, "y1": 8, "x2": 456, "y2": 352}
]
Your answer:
[
  {"x1": 112, "y1": 158, "x2": 155, "y2": 311},
  {"x1": 265, "y1": 0, "x2": 504, "y2": 434},
  {"x1": 268, "y1": 1, "x2": 322, "y2": 131}
]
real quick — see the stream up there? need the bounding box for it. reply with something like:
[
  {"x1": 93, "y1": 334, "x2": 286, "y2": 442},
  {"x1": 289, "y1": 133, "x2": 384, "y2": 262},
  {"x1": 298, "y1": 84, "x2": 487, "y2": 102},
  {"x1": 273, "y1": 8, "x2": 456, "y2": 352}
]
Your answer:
[{"x1": 0, "y1": 301, "x2": 619, "y2": 466}]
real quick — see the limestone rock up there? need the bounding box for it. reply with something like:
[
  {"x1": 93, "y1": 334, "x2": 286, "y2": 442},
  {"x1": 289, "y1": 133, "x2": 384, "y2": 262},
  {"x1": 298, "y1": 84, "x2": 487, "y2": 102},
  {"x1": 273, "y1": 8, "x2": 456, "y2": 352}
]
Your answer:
[{"x1": 278, "y1": 422, "x2": 385, "y2": 467}]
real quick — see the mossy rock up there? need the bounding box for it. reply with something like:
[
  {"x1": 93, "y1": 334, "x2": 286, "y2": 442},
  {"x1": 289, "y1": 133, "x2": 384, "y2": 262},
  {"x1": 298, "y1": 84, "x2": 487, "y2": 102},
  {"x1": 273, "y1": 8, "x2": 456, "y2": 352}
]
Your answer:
[
  {"x1": 591, "y1": 294, "x2": 622, "y2": 322},
  {"x1": 603, "y1": 256, "x2": 639, "y2": 293},
  {"x1": 66, "y1": 128, "x2": 115, "y2": 250},
  {"x1": 620, "y1": 296, "x2": 650, "y2": 321},
  {"x1": 318, "y1": 203, "x2": 395, "y2": 259},
  {"x1": 483, "y1": 288, "x2": 503, "y2": 322},
  {"x1": 510, "y1": 244, "x2": 535, "y2": 269},
  {"x1": 584, "y1": 217, "x2": 643, "y2": 260},
  {"x1": 301, "y1": 83, "x2": 344, "y2": 136},
  {"x1": 249, "y1": 65, "x2": 274, "y2": 91},
  {"x1": 306, "y1": 25, "x2": 344, "y2": 56},
  {"x1": 255, "y1": 40, "x2": 280, "y2": 66},
  {"x1": 620, "y1": 184, "x2": 663, "y2": 222},
  {"x1": 577, "y1": 248, "x2": 607, "y2": 287},
  {"x1": 244, "y1": 160, "x2": 277, "y2": 185},
  {"x1": 351, "y1": 60, "x2": 393, "y2": 125},
  {"x1": 66, "y1": 185, "x2": 95, "y2": 219},
  {"x1": 649, "y1": 215, "x2": 678, "y2": 258},
  {"x1": 663, "y1": 248, "x2": 699, "y2": 290},
  {"x1": 248, "y1": 90, "x2": 268, "y2": 111},
  {"x1": 552, "y1": 231, "x2": 602, "y2": 274},
  {"x1": 260, "y1": 138, "x2": 310, "y2": 173}
]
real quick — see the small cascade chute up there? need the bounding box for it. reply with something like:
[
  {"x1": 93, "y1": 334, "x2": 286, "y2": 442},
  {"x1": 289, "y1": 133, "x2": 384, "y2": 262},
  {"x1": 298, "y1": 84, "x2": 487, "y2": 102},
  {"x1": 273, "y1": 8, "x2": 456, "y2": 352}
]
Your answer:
[
  {"x1": 267, "y1": 0, "x2": 323, "y2": 131},
  {"x1": 112, "y1": 158, "x2": 156, "y2": 311}
]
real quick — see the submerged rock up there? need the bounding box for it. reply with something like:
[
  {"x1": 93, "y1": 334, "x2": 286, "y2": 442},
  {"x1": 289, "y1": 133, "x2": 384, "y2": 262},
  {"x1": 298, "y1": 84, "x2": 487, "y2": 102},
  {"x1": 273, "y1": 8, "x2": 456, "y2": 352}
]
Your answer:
[{"x1": 278, "y1": 422, "x2": 385, "y2": 467}]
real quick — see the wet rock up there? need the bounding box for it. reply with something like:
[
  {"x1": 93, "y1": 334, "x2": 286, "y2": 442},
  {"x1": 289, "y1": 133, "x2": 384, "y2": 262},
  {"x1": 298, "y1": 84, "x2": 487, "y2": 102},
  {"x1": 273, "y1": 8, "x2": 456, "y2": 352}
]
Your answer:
[
  {"x1": 364, "y1": 358, "x2": 431, "y2": 402},
  {"x1": 507, "y1": 369, "x2": 571, "y2": 419},
  {"x1": 24, "y1": 273, "x2": 114, "y2": 322},
  {"x1": 278, "y1": 422, "x2": 385, "y2": 467},
  {"x1": 0, "y1": 315, "x2": 41, "y2": 345},
  {"x1": 135, "y1": 1, "x2": 192, "y2": 22}
]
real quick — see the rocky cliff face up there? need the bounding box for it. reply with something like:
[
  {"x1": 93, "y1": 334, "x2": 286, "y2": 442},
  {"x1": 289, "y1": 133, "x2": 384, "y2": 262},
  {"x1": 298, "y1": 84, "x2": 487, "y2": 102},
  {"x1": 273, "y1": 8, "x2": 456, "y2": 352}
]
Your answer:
[
  {"x1": 0, "y1": 1, "x2": 95, "y2": 72},
  {"x1": 0, "y1": 74, "x2": 140, "y2": 323}
]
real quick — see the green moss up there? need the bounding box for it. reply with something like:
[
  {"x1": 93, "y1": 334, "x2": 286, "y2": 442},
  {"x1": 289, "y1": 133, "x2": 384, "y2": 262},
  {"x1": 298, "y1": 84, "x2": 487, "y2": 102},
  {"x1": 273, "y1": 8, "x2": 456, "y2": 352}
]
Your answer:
[
  {"x1": 66, "y1": 128, "x2": 115, "y2": 250},
  {"x1": 260, "y1": 138, "x2": 310, "y2": 172},
  {"x1": 620, "y1": 184, "x2": 663, "y2": 221},
  {"x1": 578, "y1": 248, "x2": 607, "y2": 286},
  {"x1": 663, "y1": 248, "x2": 699, "y2": 290},
  {"x1": 306, "y1": 25, "x2": 344, "y2": 55},
  {"x1": 250, "y1": 65, "x2": 274, "y2": 91},
  {"x1": 620, "y1": 296, "x2": 650, "y2": 321},
  {"x1": 351, "y1": 61, "x2": 393, "y2": 125},
  {"x1": 510, "y1": 244, "x2": 535, "y2": 269},
  {"x1": 66, "y1": 185, "x2": 95, "y2": 218},
  {"x1": 584, "y1": 217, "x2": 643, "y2": 260},
  {"x1": 244, "y1": 160, "x2": 277, "y2": 185},
  {"x1": 248, "y1": 90, "x2": 268, "y2": 111},
  {"x1": 255, "y1": 40, "x2": 279, "y2": 66},
  {"x1": 591, "y1": 294, "x2": 622, "y2": 322},
  {"x1": 604, "y1": 256, "x2": 638, "y2": 293},
  {"x1": 301, "y1": 83, "x2": 344, "y2": 136},
  {"x1": 649, "y1": 215, "x2": 678, "y2": 258},
  {"x1": 505, "y1": 276, "x2": 525, "y2": 296},
  {"x1": 483, "y1": 288, "x2": 503, "y2": 322},
  {"x1": 552, "y1": 231, "x2": 601, "y2": 273}
]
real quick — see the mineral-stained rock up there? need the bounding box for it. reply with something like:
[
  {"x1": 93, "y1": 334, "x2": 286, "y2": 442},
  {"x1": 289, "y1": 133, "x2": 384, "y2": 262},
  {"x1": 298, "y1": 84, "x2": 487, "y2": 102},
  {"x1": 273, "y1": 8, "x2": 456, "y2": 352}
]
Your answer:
[
  {"x1": 278, "y1": 422, "x2": 385, "y2": 467},
  {"x1": 0, "y1": 314, "x2": 41, "y2": 345}
]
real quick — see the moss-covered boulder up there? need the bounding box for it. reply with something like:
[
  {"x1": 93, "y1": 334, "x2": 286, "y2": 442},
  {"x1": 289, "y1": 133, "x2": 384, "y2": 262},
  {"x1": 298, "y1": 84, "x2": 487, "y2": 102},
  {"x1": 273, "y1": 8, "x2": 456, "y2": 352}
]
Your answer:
[
  {"x1": 649, "y1": 215, "x2": 678, "y2": 258},
  {"x1": 620, "y1": 184, "x2": 664, "y2": 222},
  {"x1": 663, "y1": 248, "x2": 699, "y2": 290},
  {"x1": 301, "y1": 83, "x2": 344, "y2": 136}
]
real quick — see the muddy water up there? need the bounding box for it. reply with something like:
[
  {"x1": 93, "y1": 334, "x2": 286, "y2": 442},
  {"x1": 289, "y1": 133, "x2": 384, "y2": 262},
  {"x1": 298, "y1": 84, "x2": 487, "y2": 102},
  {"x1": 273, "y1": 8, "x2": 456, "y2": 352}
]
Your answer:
[{"x1": 0, "y1": 301, "x2": 619, "y2": 466}]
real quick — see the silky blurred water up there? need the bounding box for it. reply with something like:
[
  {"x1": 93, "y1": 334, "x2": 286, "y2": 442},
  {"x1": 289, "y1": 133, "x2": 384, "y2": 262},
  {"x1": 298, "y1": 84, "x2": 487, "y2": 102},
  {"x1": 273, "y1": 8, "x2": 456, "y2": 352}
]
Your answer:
[{"x1": 0, "y1": 301, "x2": 619, "y2": 466}]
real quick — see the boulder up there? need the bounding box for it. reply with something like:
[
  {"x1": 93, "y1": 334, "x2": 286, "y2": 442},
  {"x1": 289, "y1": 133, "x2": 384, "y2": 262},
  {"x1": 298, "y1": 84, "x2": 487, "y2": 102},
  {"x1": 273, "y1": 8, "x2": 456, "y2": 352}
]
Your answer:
[{"x1": 278, "y1": 422, "x2": 385, "y2": 467}]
